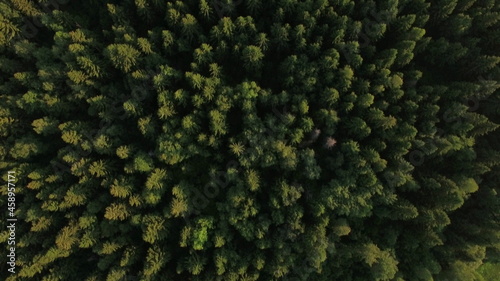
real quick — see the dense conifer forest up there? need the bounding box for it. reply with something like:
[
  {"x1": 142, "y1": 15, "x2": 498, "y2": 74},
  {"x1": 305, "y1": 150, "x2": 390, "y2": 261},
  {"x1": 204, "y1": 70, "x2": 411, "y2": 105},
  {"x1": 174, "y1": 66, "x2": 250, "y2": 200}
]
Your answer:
[{"x1": 0, "y1": 0, "x2": 499, "y2": 280}]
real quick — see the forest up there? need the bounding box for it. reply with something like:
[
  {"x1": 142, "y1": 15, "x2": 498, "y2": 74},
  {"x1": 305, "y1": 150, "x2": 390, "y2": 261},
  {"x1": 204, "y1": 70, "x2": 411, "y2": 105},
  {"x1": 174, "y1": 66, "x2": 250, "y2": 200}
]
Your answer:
[{"x1": 0, "y1": 0, "x2": 499, "y2": 280}]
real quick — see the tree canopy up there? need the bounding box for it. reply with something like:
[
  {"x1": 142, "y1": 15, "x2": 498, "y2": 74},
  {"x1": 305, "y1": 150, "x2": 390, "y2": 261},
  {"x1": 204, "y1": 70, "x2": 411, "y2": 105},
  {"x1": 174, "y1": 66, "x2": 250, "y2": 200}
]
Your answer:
[{"x1": 0, "y1": 0, "x2": 499, "y2": 280}]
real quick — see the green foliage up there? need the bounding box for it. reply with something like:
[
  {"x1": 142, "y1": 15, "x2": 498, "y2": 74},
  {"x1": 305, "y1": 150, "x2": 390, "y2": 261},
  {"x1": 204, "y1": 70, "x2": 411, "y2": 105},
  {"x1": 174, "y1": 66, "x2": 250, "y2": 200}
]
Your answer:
[
  {"x1": 105, "y1": 44, "x2": 141, "y2": 72},
  {"x1": 104, "y1": 203, "x2": 130, "y2": 221},
  {"x1": 133, "y1": 153, "x2": 154, "y2": 172},
  {"x1": 477, "y1": 263, "x2": 500, "y2": 281},
  {"x1": 1, "y1": 0, "x2": 499, "y2": 280},
  {"x1": 192, "y1": 217, "x2": 214, "y2": 250}
]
